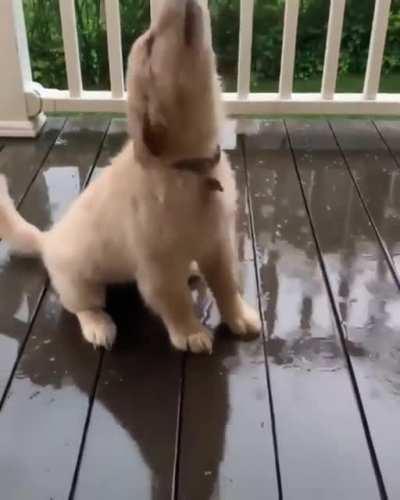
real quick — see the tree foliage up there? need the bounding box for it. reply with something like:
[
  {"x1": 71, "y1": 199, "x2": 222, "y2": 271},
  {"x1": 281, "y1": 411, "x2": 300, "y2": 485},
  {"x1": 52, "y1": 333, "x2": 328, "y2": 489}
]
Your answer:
[{"x1": 23, "y1": 0, "x2": 400, "y2": 91}]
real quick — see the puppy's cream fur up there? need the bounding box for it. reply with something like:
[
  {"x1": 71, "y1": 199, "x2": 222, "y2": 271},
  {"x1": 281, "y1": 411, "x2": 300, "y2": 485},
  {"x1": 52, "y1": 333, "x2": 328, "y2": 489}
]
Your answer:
[{"x1": 0, "y1": 0, "x2": 261, "y2": 353}]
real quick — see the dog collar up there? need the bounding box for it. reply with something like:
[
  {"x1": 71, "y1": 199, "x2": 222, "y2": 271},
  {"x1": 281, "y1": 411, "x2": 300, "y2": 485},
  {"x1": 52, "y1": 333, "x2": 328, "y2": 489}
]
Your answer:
[{"x1": 172, "y1": 145, "x2": 223, "y2": 192}]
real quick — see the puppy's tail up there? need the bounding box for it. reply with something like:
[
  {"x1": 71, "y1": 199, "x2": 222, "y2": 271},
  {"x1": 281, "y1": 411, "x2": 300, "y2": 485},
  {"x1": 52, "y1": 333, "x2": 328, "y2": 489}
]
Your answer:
[{"x1": 0, "y1": 175, "x2": 44, "y2": 256}]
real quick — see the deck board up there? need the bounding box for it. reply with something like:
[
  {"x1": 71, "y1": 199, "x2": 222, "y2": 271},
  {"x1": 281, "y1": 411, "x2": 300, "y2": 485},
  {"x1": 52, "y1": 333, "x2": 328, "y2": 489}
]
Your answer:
[
  {"x1": 0, "y1": 118, "x2": 66, "y2": 397},
  {"x1": 0, "y1": 118, "x2": 65, "y2": 205},
  {"x1": 177, "y1": 150, "x2": 279, "y2": 500},
  {"x1": 1, "y1": 116, "x2": 399, "y2": 499},
  {"x1": 330, "y1": 120, "x2": 400, "y2": 280},
  {"x1": 374, "y1": 120, "x2": 400, "y2": 164},
  {"x1": 0, "y1": 117, "x2": 109, "y2": 500},
  {"x1": 372, "y1": 119, "x2": 400, "y2": 274},
  {"x1": 72, "y1": 120, "x2": 183, "y2": 500},
  {"x1": 245, "y1": 120, "x2": 380, "y2": 500},
  {"x1": 327, "y1": 119, "x2": 400, "y2": 499},
  {"x1": 89, "y1": 118, "x2": 128, "y2": 181},
  {"x1": 74, "y1": 286, "x2": 182, "y2": 500}
]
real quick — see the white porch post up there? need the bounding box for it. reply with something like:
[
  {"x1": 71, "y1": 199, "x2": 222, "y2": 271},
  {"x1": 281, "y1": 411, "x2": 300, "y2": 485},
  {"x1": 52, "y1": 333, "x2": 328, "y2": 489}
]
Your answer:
[{"x1": 0, "y1": 0, "x2": 45, "y2": 137}]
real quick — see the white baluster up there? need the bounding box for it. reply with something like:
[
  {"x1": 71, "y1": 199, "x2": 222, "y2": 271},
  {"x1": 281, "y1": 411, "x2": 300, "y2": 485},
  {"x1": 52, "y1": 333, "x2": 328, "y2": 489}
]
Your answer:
[
  {"x1": 237, "y1": 0, "x2": 255, "y2": 99},
  {"x1": 279, "y1": 0, "x2": 300, "y2": 99},
  {"x1": 59, "y1": 0, "x2": 83, "y2": 98},
  {"x1": 105, "y1": 0, "x2": 125, "y2": 98},
  {"x1": 363, "y1": 0, "x2": 392, "y2": 100},
  {"x1": 321, "y1": 0, "x2": 346, "y2": 100}
]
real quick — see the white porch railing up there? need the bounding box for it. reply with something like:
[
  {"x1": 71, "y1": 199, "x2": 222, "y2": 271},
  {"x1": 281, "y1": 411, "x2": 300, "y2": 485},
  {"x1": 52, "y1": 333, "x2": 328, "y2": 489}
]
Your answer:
[{"x1": 0, "y1": 0, "x2": 398, "y2": 137}]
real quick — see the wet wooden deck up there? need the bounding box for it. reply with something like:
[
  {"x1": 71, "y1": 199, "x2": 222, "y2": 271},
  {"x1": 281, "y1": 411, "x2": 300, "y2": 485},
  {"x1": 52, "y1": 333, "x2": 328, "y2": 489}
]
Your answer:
[{"x1": 0, "y1": 117, "x2": 399, "y2": 500}]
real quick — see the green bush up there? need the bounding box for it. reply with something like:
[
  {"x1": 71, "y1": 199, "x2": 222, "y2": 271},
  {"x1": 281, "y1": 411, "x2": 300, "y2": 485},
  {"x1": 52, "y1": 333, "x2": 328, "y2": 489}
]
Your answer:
[{"x1": 23, "y1": 0, "x2": 400, "y2": 92}]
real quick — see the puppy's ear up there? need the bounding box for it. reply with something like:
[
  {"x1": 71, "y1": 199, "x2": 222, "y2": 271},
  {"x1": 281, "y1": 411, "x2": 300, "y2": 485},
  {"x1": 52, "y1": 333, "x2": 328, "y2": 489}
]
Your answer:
[{"x1": 142, "y1": 112, "x2": 167, "y2": 157}]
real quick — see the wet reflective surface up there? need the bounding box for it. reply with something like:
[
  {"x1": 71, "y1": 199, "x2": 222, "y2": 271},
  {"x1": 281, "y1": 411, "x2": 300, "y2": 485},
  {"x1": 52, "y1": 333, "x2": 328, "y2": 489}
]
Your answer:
[
  {"x1": 73, "y1": 122, "x2": 182, "y2": 500},
  {"x1": 178, "y1": 151, "x2": 278, "y2": 500},
  {"x1": 2, "y1": 117, "x2": 400, "y2": 499},
  {"x1": 0, "y1": 118, "x2": 65, "y2": 396},
  {"x1": 76, "y1": 140, "x2": 278, "y2": 500},
  {"x1": 324, "y1": 119, "x2": 400, "y2": 499},
  {"x1": 332, "y1": 120, "x2": 400, "y2": 279},
  {"x1": 246, "y1": 121, "x2": 380, "y2": 499},
  {"x1": 74, "y1": 285, "x2": 181, "y2": 500},
  {"x1": 229, "y1": 149, "x2": 254, "y2": 262},
  {"x1": 0, "y1": 291, "x2": 99, "y2": 499},
  {"x1": 90, "y1": 118, "x2": 128, "y2": 180},
  {"x1": 0, "y1": 117, "x2": 109, "y2": 499},
  {"x1": 0, "y1": 118, "x2": 65, "y2": 204}
]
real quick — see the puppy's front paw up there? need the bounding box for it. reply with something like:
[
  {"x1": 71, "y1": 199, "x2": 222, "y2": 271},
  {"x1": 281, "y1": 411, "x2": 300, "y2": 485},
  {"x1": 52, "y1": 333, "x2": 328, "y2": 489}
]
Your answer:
[
  {"x1": 188, "y1": 330, "x2": 213, "y2": 354},
  {"x1": 225, "y1": 298, "x2": 262, "y2": 339},
  {"x1": 78, "y1": 310, "x2": 117, "y2": 350},
  {"x1": 169, "y1": 327, "x2": 213, "y2": 354}
]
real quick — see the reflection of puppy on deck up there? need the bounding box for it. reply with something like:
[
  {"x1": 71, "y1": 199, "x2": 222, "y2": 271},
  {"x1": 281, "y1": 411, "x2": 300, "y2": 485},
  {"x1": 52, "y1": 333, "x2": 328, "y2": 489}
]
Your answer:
[{"x1": 0, "y1": 0, "x2": 261, "y2": 353}]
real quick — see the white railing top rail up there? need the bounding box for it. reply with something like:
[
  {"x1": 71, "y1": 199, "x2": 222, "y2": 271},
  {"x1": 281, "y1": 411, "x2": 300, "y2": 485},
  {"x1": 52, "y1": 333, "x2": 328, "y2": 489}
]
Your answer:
[{"x1": 0, "y1": 0, "x2": 397, "y2": 137}]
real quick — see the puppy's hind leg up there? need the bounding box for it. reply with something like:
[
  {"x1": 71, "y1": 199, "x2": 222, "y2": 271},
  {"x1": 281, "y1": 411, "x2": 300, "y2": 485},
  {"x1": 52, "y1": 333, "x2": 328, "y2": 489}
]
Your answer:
[{"x1": 51, "y1": 271, "x2": 116, "y2": 350}]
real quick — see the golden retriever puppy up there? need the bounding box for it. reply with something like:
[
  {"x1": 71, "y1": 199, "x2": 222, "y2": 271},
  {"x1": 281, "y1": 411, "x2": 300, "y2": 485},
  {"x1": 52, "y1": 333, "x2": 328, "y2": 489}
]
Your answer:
[{"x1": 0, "y1": 0, "x2": 261, "y2": 353}]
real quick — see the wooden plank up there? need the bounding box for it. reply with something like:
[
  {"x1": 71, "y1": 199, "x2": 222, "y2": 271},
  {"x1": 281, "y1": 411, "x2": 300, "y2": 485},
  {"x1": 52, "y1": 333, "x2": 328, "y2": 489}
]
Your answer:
[
  {"x1": 0, "y1": 118, "x2": 65, "y2": 396},
  {"x1": 0, "y1": 117, "x2": 109, "y2": 500},
  {"x1": 235, "y1": 149, "x2": 254, "y2": 263},
  {"x1": 73, "y1": 286, "x2": 182, "y2": 500},
  {"x1": 0, "y1": 289, "x2": 100, "y2": 500},
  {"x1": 375, "y1": 120, "x2": 400, "y2": 162},
  {"x1": 331, "y1": 120, "x2": 400, "y2": 276},
  {"x1": 373, "y1": 121, "x2": 400, "y2": 260},
  {"x1": 0, "y1": 118, "x2": 65, "y2": 205},
  {"x1": 246, "y1": 121, "x2": 381, "y2": 500},
  {"x1": 77, "y1": 136, "x2": 266, "y2": 499},
  {"x1": 0, "y1": 118, "x2": 109, "y2": 382},
  {"x1": 328, "y1": 118, "x2": 400, "y2": 498},
  {"x1": 96, "y1": 119, "x2": 127, "y2": 165},
  {"x1": 71, "y1": 121, "x2": 180, "y2": 499},
  {"x1": 178, "y1": 149, "x2": 279, "y2": 500},
  {"x1": 89, "y1": 118, "x2": 127, "y2": 181}
]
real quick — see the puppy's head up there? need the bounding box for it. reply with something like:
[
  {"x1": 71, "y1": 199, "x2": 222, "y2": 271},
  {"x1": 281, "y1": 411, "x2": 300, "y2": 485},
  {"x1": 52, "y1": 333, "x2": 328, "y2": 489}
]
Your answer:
[{"x1": 126, "y1": 0, "x2": 223, "y2": 164}]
